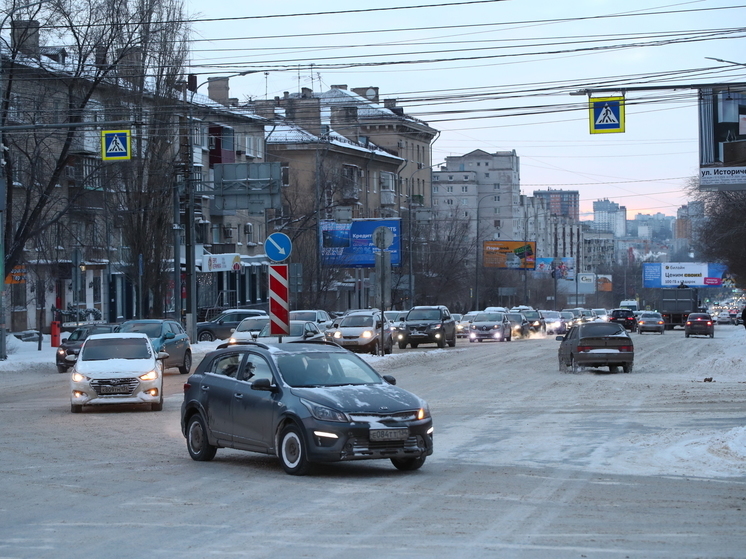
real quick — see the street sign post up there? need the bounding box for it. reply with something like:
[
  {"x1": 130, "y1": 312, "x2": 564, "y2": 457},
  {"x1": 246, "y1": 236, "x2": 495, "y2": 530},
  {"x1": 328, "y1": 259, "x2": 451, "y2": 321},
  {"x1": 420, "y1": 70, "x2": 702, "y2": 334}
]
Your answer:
[
  {"x1": 101, "y1": 130, "x2": 131, "y2": 160},
  {"x1": 589, "y1": 97, "x2": 625, "y2": 134}
]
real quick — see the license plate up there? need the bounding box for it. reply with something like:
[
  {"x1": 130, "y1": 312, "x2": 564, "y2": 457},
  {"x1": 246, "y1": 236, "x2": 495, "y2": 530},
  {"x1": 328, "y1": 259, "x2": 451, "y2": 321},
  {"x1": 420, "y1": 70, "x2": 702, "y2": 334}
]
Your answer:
[
  {"x1": 369, "y1": 428, "x2": 409, "y2": 442},
  {"x1": 99, "y1": 385, "x2": 130, "y2": 394}
]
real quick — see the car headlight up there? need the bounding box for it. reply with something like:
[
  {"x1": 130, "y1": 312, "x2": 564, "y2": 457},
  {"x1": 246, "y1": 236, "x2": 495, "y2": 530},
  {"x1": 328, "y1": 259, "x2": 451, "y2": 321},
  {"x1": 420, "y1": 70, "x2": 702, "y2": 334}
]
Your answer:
[
  {"x1": 57, "y1": 348, "x2": 66, "y2": 355},
  {"x1": 229, "y1": 337, "x2": 238, "y2": 344},
  {"x1": 429, "y1": 323, "x2": 443, "y2": 330},
  {"x1": 333, "y1": 331, "x2": 342, "y2": 339},
  {"x1": 300, "y1": 399, "x2": 348, "y2": 422},
  {"x1": 417, "y1": 405, "x2": 431, "y2": 420},
  {"x1": 361, "y1": 330, "x2": 373, "y2": 339},
  {"x1": 139, "y1": 370, "x2": 158, "y2": 381},
  {"x1": 71, "y1": 372, "x2": 88, "y2": 382}
]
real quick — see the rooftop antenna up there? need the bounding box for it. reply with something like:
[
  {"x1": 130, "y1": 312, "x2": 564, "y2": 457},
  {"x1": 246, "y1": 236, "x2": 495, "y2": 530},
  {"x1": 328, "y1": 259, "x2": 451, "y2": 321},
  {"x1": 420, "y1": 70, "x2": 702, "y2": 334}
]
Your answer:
[{"x1": 264, "y1": 72, "x2": 269, "y2": 100}]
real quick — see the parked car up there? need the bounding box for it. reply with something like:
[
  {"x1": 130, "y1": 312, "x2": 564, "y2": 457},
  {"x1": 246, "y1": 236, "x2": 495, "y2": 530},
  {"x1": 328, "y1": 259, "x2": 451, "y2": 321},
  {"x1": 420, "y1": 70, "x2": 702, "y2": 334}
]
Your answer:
[
  {"x1": 289, "y1": 309, "x2": 332, "y2": 328},
  {"x1": 541, "y1": 311, "x2": 567, "y2": 335},
  {"x1": 254, "y1": 320, "x2": 325, "y2": 343},
  {"x1": 608, "y1": 308, "x2": 638, "y2": 331},
  {"x1": 457, "y1": 311, "x2": 478, "y2": 338},
  {"x1": 118, "y1": 319, "x2": 192, "y2": 374},
  {"x1": 636, "y1": 312, "x2": 666, "y2": 334},
  {"x1": 505, "y1": 312, "x2": 531, "y2": 339},
  {"x1": 329, "y1": 310, "x2": 394, "y2": 354},
  {"x1": 468, "y1": 312, "x2": 512, "y2": 342},
  {"x1": 396, "y1": 305, "x2": 457, "y2": 349},
  {"x1": 684, "y1": 313, "x2": 715, "y2": 338},
  {"x1": 196, "y1": 309, "x2": 268, "y2": 342},
  {"x1": 227, "y1": 316, "x2": 271, "y2": 344},
  {"x1": 716, "y1": 311, "x2": 733, "y2": 325},
  {"x1": 557, "y1": 322, "x2": 634, "y2": 374},
  {"x1": 69, "y1": 333, "x2": 168, "y2": 413},
  {"x1": 180, "y1": 342, "x2": 434, "y2": 475},
  {"x1": 56, "y1": 323, "x2": 119, "y2": 373}
]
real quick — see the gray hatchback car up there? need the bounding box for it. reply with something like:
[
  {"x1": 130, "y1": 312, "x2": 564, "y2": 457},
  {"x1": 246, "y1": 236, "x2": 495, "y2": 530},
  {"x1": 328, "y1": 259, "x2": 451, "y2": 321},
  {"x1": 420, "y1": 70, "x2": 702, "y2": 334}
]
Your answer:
[{"x1": 181, "y1": 342, "x2": 433, "y2": 475}]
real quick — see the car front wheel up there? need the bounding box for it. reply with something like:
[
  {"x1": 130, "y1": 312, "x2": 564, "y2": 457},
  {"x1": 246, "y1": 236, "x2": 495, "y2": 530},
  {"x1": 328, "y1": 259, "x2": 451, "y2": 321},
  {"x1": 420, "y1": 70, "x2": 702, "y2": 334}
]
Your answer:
[
  {"x1": 187, "y1": 414, "x2": 217, "y2": 461},
  {"x1": 398, "y1": 340, "x2": 407, "y2": 350},
  {"x1": 391, "y1": 456, "x2": 426, "y2": 471},
  {"x1": 198, "y1": 331, "x2": 214, "y2": 342},
  {"x1": 279, "y1": 424, "x2": 311, "y2": 476}
]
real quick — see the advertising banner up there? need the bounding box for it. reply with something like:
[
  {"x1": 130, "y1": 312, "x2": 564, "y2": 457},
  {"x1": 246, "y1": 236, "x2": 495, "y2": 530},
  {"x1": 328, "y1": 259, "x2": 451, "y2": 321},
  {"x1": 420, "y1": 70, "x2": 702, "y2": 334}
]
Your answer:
[
  {"x1": 203, "y1": 253, "x2": 242, "y2": 273},
  {"x1": 698, "y1": 86, "x2": 746, "y2": 191},
  {"x1": 320, "y1": 219, "x2": 401, "y2": 268},
  {"x1": 597, "y1": 274, "x2": 613, "y2": 292},
  {"x1": 535, "y1": 257, "x2": 575, "y2": 280},
  {"x1": 642, "y1": 262, "x2": 732, "y2": 288},
  {"x1": 483, "y1": 241, "x2": 535, "y2": 269}
]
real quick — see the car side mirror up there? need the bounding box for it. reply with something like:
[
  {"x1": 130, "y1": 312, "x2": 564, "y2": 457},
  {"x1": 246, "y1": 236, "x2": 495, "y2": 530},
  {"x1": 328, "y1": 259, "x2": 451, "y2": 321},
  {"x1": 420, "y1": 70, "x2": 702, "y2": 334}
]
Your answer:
[
  {"x1": 383, "y1": 374, "x2": 396, "y2": 385},
  {"x1": 157, "y1": 351, "x2": 169, "y2": 360},
  {"x1": 230, "y1": 328, "x2": 236, "y2": 333},
  {"x1": 164, "y1": 331, "x2": 175, "y2": 340},
  {"x1": 65, "y1": 354, "x2": 78, "y2": 363},
  {"x1": 61, "y1": 337, "x2": 68, "y2": 343},
  {"x1": 555, "y1": 336, "x2": 564, "y2": 341},
  {"x1": 251, "y1": 378, "x2": 276, "y2": 391}
]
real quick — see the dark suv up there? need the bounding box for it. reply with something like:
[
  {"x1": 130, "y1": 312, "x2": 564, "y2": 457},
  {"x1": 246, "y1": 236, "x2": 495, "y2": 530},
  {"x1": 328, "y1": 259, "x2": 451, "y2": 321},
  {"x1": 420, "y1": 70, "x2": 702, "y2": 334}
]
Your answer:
[
  {"x1": 609, "y1": 308, "x2": 638, "y2": 331},
  {"x1": 55, "y1": 323, "x2": 119, "y2": 373},
  {"x1": 396, "y1": 305, "x2": 457, "y2": 349}
]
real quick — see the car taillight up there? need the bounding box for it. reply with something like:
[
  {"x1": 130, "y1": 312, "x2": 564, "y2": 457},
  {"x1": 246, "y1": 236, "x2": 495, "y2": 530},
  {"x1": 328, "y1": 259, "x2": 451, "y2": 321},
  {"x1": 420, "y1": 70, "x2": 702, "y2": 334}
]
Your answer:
[
  {"x1": 577, "y1": 345, "x2": 592, "y2": 352},
  {"x1": 707, "y1": 321, "x2": 712, "y2": 326},
  {"x1": 619, "y1": 346, "x2": 633, "y2": 352},
  {"x1": 686, "y1": 321, "x2": 692, "y2": 325},
  {"x1": 183, "y1": 382, "x2": 191, "y2": 392}
]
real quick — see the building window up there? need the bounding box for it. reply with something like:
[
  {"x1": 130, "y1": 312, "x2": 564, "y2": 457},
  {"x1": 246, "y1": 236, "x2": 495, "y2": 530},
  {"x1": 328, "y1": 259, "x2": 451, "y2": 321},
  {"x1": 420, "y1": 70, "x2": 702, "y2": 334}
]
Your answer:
[
  {"x1": 460, "y1": 198, "x2": 468, "y2": 205},
  {"x1": 433, "y1": 175, "x2": 439, "y2": 181},
  {"x1": 494, "y1": 184, "x2": 500, "y2": 190},
  {"x1": 485, "y1": 173, "x2": 490, "y2": 178},
  {"x1": 245, "y1": 223, "x2": 254, "y2": 244},
  {"x1": 461, "y1": 186, "x2": 468, "y2": 193},
  {"x1": 463, "y1": 175, "x2": 469, "y2": 180},
  {"x1": 446, "y1": 199, "x2": 454, "y2": 205},
  {"x1": 433, "y1": 186, "x2": 439, "y2": 193},
  {"x1": 495, "y1": 196, "x2": 500, "y2": 202},
  {"x1": 448, "y1": 175, "x2": 453, "y2": 181},
  {"x1": 477, "y1": 162, "x2": 481, "y2": 166},
  {"x1": 446, "y1": 186, "x2": 453, "y2": 193},
  {"x1": 380, "y1": 171, "x2": 395, "y2": 191}
]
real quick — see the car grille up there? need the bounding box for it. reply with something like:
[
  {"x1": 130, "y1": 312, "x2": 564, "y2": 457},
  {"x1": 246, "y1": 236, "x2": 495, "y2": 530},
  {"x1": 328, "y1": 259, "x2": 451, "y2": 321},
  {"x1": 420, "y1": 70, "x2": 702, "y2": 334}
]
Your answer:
[
  {"x1": 90, "y1": 378, "x2": 139, "y2": 396},
  {"x1": 349, "y1": 411, "x2": 419, "y2": 424}
]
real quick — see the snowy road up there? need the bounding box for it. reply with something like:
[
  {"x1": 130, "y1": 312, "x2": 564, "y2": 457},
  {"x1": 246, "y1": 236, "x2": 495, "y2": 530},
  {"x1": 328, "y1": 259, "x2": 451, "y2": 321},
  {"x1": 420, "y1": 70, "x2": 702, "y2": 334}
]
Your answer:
[{"x1": 0, "y1": 325, "x2": 745, "y2": 558}]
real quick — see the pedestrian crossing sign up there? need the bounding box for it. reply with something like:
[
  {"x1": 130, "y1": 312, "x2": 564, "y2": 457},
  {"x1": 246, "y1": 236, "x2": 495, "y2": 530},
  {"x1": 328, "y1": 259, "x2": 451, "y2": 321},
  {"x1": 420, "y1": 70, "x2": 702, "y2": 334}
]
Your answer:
[
  {"x1": 101, "y1": 130, "x2": 131, "y2": 160},
  {"x1": 589, "y1": 97, "x2": 625, "y2": 134}
]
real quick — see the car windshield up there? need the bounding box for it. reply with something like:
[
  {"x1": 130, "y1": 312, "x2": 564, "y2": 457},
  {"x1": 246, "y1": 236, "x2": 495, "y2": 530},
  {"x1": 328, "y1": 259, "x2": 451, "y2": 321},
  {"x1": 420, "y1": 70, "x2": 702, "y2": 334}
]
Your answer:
[
  {"x1": 641, "y1": 313, "x2": 661, "y2": 319},
  {"x1": 258, "y1": 322, "x2": 306, "y2": 337},
  {"x1": 340, "y1": 315, "x2": 375, "y2": 327},
  {"x1": 543, "y1": 311, "x2": 561, "y2": 319},
  {"x1": 67, "y1": 328, "x2": 89, "y2": 342},
  {"x1": 81, "y1": 338, "x2": 152, "y2": 361},
  {"x1": 290, "y1": 311, "x2": 317, "y2": 321},
  {"x1": 407, "y1": 309, "x2": 441, "y2": 321},
  {"x1": 474, "y1": 313, "x2": 503, "y2": 322},
  {"x1": 560, "y1": 312, "x2": 574, "y2": 320},
  {"x1": 506, "y1": 313, "x2": 523, "y2": 321},
  {"x1": 580, "y1": 323, "x2": 626, "y2": 337},
  {"x1": 522, "y1": 311, "x2": 539, "y2": 320},
  {"x1": 236, "y1": 318, "x2": 269, "y2": 332},
  {"x1": 275, "y1": 352, "x2": 382, "y2": 387},
  {"x1": 689, "y1": 314, "x2": 711, "y2": 320},
  {"x1": 119, "y1": 322, "x2": 162, "y2": 338}
]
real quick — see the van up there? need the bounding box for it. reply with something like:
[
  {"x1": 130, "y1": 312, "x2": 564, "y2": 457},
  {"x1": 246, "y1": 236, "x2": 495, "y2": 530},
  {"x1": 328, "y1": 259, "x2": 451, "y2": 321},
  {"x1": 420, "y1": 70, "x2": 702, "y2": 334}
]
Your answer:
[{"x1": 619, "y1": 300, "x2": 639, "y2": 312}]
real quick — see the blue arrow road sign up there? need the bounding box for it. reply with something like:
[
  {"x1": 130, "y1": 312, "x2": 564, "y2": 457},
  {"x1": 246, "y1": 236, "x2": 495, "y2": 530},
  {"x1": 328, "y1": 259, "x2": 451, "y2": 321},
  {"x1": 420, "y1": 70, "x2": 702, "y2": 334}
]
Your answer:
[{"x1": 266, "y1": 232, "x2": 292, "y2": 262}]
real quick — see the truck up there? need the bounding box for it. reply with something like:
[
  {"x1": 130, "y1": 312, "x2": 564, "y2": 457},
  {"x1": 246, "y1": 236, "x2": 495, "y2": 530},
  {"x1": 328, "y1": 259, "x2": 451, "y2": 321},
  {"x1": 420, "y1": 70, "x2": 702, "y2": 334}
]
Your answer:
[{"x1": 658, "y1": 287, "x2": 700, "y2": 330}]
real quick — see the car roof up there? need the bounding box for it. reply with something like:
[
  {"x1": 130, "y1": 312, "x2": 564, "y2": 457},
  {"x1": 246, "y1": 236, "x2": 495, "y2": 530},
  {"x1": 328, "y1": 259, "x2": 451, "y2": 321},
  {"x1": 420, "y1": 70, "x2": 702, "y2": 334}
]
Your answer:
[{"x1": 87, "y1": 332, "x2": 150, "y2": 341}]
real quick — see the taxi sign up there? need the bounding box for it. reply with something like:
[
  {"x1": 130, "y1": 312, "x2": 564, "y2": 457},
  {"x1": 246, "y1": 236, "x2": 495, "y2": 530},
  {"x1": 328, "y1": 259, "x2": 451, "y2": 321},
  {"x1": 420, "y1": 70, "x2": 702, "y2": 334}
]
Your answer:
[
  {"x1": 101, "y1": 130, "x2": 131, "y2": 160},
  {"x1": 589, "y1": 97, "x2": 625, "y2": 134}
]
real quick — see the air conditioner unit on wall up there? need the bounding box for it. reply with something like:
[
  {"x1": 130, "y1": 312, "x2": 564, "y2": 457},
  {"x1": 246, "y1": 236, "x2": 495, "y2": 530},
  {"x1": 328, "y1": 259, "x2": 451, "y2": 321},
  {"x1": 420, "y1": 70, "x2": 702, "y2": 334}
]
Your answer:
[{"x1": 223, "y1": 226, "x2": 233, "y2": 239}]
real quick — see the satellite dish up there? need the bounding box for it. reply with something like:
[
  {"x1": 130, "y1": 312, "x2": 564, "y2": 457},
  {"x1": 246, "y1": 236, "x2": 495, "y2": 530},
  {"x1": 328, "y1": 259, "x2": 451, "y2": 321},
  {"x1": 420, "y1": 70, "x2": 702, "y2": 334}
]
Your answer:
[{"x1": 365, "y1": 88, "x2": 377, "y2": 100}]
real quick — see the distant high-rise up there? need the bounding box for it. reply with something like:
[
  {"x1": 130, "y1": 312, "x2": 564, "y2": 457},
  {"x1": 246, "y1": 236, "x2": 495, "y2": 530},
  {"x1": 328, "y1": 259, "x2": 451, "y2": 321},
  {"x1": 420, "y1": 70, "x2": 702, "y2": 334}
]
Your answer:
[{"x1": 532, "y1": 189, "x2": 579, "y2": 220}]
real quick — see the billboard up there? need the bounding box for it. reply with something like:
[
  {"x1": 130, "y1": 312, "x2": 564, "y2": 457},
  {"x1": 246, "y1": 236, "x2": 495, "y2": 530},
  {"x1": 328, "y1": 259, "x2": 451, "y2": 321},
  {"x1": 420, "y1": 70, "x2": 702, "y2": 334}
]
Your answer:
[
  {"x1": 698, "y1": 86, "x2": 746, "y2": 191},
  {"x1": 320, "y1": 219, "x2": 401, "y2": 268},
  {"x1": 535, "y1": 257, "x2": 575, "y2": 280},
  {"x1": 483, "y1": 241, "x2": 535, "y2": 269},
  {"x1": 642, "y1": 262, "x2": 732, "y2": 288}
]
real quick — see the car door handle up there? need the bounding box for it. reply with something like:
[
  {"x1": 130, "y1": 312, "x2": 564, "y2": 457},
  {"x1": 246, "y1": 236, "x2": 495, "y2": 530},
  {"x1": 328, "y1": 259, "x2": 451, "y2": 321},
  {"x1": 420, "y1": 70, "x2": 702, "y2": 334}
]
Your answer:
[
  {"x1": 234, "y1": 393, "x2": 243, "y2": 399},
  {"x1": 200, "y1": 385, "x2": 210, "y2": 391}
]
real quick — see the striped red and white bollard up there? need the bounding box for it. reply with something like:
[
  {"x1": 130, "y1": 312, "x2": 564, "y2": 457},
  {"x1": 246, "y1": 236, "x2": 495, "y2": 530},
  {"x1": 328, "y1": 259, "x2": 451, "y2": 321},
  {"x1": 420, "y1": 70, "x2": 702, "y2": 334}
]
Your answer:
[{"x1": 269, "y1": 264, "x2": 290, "y2": 336}]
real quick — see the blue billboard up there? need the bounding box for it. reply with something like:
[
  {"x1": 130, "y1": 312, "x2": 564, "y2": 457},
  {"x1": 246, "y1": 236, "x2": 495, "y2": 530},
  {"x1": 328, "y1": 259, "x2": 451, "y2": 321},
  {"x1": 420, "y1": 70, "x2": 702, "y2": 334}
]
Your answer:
[
  {"x1": 320, "y1": 219, "x2": 401, "y2": 268},
  {"x1": 642, "y1": 262, "x2": 732, "y2": 288}
]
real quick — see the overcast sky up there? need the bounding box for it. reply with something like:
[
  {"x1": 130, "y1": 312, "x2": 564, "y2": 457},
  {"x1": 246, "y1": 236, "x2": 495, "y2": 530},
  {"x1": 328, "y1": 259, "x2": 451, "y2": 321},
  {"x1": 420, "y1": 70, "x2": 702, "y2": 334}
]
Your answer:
[{"x1": 184, "y1": 0, "x2": 746, "y2": 219}]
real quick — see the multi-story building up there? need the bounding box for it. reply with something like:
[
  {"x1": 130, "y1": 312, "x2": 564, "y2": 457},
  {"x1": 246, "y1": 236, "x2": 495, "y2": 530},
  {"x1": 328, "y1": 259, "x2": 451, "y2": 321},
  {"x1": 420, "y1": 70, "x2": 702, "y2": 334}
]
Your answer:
[
  {"x1": 533, "y1": 189, "x2": 580, "y2": 221},
  {"x1": 593, "y1": 199, "x2": 627, "y2": 237}
]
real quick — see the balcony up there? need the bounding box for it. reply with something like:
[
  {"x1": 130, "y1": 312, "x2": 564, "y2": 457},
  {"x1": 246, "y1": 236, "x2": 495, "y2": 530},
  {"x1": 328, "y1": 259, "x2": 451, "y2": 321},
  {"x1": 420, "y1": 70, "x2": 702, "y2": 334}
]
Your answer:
[{"x1": 381, "y1": 189, "x2": 396, "y2": 206}]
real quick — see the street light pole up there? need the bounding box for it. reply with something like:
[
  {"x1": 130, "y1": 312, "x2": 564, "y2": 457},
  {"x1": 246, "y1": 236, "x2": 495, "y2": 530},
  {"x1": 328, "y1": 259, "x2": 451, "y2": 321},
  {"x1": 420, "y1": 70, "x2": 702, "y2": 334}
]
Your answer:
[{"x1": 474, "y1": 194, "x2": 493, "y2": 311}]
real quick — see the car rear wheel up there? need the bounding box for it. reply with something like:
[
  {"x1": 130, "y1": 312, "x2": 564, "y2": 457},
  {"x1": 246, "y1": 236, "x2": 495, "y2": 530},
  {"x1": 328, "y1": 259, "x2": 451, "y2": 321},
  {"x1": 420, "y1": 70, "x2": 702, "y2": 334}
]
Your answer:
[
  {"x1": 187, "y1": 414, "x2": 217, "y2": 461},
  {"x1": 279, "y1": 424, "x2": 311, "y2": 476},
  {"x1": 179, "y1": 350, "x2": 192, "y2": 375},
  {"x1": 391, "y1": 456, "x2": 426, "y2": 471},
  {"x1": 571, "y1": 356, "x2": 580, "y2": 374},
  {"x1": 558, "y1": 356, "x2": 566, "y2": 373},
  {"x1": 198, "y1": 331, "x2": 214, "y2": 342},
  {"x1": 622, "y1": 362, "x2": 634, "y2": 374},
  {"x1": 685, "y1": 332, "x2": 690, "y2": 338}
]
